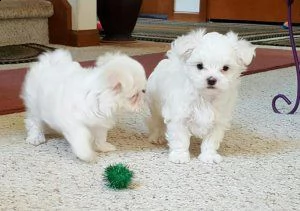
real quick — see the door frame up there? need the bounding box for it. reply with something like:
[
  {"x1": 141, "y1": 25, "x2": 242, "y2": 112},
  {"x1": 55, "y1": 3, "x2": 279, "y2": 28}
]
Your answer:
[
  {"x1": 171, "y1": 0, "x2": 207, "y2": 22},
  {"x1": 140, "y1": 0, "x2": 207, "y2": 22}
]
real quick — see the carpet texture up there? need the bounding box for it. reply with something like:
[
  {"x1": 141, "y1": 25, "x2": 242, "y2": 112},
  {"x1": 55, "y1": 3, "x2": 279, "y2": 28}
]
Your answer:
[
  {"x1": 0, "y1": 48, "x2": 298, "y2": 115},
  {"x1": 0, "y1": 0, "x2": 53, "y2": 46},
  {"x1": 0, "y1": 43, "x2": 55, "y2": 64},
  {"x1": 0, "y1": 67, "x2": 299, "y2": 210},
  {"x1": 133, "y1": 18, "x2": 300, "y2": 47}
]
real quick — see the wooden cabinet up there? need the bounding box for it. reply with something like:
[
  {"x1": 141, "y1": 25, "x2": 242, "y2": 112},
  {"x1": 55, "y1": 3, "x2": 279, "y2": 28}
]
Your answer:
[
  {"x1": 140, "y1": 0, "x2": 206, "y2": 22},
  {"x1": 140, "y1": 0, "x2": 300, "y2": 23},
  {"x1": 207, "y1": 0, "x2": 300, "y2": 23},
  {"x1": 140, "y1": 0, "x2": 174, "y2": 18}
]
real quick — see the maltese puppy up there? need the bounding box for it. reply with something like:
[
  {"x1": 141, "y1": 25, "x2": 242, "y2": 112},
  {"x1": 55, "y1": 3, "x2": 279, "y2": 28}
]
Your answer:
[
  {"x1": 21, "y1": 49, "x2": 146, "y2": 162},
  {"x1": 146, "y1": 29, "x2": 256, "y2": 164}
]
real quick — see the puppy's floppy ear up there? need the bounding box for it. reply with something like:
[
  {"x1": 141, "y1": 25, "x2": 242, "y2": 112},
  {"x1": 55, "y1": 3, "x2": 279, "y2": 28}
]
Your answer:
[
  {"x1": 96, "y1": 52, "x2": 134, "y2": 93},
  {"x1": 167, "y1": 28, "x2": 206, "y2": 61},
  {"x1": 105, "y1": 70, "x2": 123, "y2": 93},
  {"x1": 85, "y1": 89, "x2": 118, "y2": 118},
  {"x1": 226, "y1": 31, "x2": 256, "y2": 66},
  {"x1": 86, "y1": 68, "x2": 127, "y2": 117},
  {"x1": 103, "y1": 67, "x2": 133, "y2": 94}
]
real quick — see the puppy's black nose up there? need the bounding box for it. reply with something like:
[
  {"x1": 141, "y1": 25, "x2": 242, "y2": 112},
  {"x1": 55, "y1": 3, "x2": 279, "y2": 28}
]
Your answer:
[{"x1": 207, "y1": 77, "x2": 217, "y2": 86}]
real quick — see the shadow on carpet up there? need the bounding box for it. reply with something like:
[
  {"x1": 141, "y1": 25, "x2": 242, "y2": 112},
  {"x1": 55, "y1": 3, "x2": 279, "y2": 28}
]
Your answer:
[
  {"x1": 132, "y1": 18, "x2": 300, "y2": 47},
  {"x1": 0, "y1": 43, "x2": 55, "y2": 65}
]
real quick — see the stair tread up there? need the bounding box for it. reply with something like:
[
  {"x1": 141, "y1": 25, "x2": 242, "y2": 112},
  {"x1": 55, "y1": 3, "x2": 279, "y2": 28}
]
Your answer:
[{"x1": 0, "y1": 0, "x2": 53, "y2": 19}]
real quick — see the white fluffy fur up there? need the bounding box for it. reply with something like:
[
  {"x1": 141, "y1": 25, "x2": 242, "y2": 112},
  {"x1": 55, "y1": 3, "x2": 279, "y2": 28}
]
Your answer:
[
  {"x1": 146, "y1": 28, "x2": 256, "y2": 164},
  {"x1": 21, "y1": 49, "x2": 146, "y2": 162}
]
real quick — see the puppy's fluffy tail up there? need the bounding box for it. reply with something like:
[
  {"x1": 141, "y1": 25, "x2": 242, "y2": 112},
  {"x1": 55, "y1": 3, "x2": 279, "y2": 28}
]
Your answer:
[
  {"x1": 95, "y1": 52, "x2": 126, "y2": 67},
  {"x1": 37, "y1": 49, "x2": 73, "y2": 66}
]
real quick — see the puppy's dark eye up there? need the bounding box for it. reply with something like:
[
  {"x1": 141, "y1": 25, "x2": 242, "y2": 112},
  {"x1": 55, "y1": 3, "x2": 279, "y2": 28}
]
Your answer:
[
  {"x1": 222, "y1": 66, "x2": 229, "y2": 71},
  {"x1": 197, "y1": 63, "x2": 203, "y2": 70},
  {"x1": 142, "y1": 89, "x2": 146, "y2": 93}
]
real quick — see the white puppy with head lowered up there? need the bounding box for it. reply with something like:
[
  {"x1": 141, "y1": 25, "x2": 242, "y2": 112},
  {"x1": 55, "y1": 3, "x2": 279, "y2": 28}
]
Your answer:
[
  {"x1": 146, "y1": 29, "x2": 256, "y2": 164},
  {"x1": 21, "y1": 49, "x2": 146, "y2": 162}
]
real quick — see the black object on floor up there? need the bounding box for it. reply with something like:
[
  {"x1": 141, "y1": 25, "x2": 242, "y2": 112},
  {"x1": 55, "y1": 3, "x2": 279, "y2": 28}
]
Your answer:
[
  {"x1": 0, "y1": 43, "x2": 55, "y2": 65},
  {"x1": 97, "y1": 0, "x2": 143, "y2": 41}
]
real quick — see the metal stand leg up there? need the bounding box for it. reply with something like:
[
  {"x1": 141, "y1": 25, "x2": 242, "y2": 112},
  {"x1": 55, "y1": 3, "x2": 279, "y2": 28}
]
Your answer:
[{"x1": 272, "y1": 0, "x2": 300, "y2": 114}]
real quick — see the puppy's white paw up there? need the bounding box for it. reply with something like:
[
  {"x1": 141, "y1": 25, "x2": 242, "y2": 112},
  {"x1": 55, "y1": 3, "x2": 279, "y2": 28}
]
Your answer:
[
  {"x1": 169, "y1": 151, "x2": 190, "y2": 164},
  {"x1": 95, "y1": 142, "x2": 117, "y2": 152},
  {"x1": 26, "y1": 133, "x2": 46, "y2": 146},
  {"x1": 76, "y1": 151, "x2": 97, "y2": 163},
  {"x1": 149, "y1": 134, "x2": 167, "y2": 145},
  {"x1": 198, "y1": 152, "x2": 223, "y2": 164}
]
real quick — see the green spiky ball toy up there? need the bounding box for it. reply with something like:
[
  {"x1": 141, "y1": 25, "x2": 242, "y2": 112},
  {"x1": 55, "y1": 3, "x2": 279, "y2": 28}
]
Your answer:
[{"x1": 103, "y1": 163, "x2": 134, "y2": 190}]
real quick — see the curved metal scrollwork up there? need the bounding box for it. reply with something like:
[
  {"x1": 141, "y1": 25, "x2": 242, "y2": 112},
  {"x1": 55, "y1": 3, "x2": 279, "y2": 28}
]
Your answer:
[{"x1": 272, "y1": 0, "x2": 300, "y2": 114}]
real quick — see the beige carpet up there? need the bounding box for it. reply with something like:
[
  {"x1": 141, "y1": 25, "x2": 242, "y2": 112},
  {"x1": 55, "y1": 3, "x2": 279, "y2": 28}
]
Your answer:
[{"x1": 0, "y1": 65, "x2": 299, "y2": 210}]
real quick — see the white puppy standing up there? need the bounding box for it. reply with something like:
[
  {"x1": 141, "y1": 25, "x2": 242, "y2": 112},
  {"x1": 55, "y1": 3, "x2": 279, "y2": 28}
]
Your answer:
[
  {"x1": 21, "y1": 49, "x2": 146, "y2": 162},
  {"x1": 146, "y1": 29, "x2": 256, "y2": 164}
]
